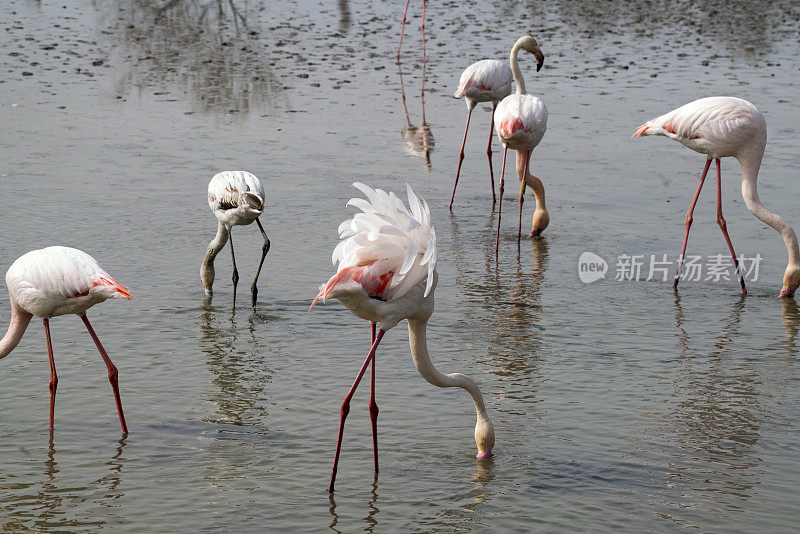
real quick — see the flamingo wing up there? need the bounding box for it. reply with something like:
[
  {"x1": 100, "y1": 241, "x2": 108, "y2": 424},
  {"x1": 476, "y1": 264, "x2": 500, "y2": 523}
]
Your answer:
[
  {"x1": 495, "y1": 93, "x2": 548, "y2": 148},
  {"x1": 454, "y1": 60, "x2": 513, "y2": 100}
]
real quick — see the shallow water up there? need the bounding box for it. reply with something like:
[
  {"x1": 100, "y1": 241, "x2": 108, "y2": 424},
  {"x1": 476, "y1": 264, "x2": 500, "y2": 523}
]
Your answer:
[{"x1": 1, "y1": 0, "x2": 800, "y2": 531}]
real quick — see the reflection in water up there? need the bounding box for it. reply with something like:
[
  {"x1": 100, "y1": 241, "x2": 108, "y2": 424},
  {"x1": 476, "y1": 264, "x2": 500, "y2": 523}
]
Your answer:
[
  {"x1": 398, "y1": 60, "x2": 434, "y2": 171},
  {"x1": 450, "y1": 215, "x2": 549, "y2": 412},
  {"x1": 93, "y1": 0, "x2": 287, "y2": 114},
  {"x1": 328, "y1": 479, "x2": 381, "y2": 533},
  {"x1": 197, "y1": 300, "x2": 274, "y2": 428},
  {"x1": 652, "y1": 294, "x2": 763, "y2": 517},
  {"x1": 780, "y1": 298, "x2": 800, "y2": 353},
  {"x1": 337, "y1": 0, "x2": 351, "y2": 34},
  {"x1": 0, "y1": 436, "x2": 128, "y2": 530}
]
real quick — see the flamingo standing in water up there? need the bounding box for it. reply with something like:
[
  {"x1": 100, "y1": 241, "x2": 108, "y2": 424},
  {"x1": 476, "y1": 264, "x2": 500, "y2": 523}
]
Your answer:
[
  {"x1": 201, "y1": 171, "x2": 271, "y2": 306},
  {"x1": 494, "y1": 35, "x2": 549, "y2": 252},
  {"x1": 311, "y1": 183, "x2": 495, "y2": 492},
  {"x1": 0, "y1": 246, "x2": 132, "y2": 432},
  {"x1": 633, "y1": 96, "x2": 800, "y2": 297},
  {"x1": 450, "y1": 39, "x2": 544, "y2": 210}
]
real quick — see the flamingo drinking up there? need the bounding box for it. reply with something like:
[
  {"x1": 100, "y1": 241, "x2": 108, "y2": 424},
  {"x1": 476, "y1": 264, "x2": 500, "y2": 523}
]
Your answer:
[
  {"x1": 494, "y1": 35, "x2": 549, "y2": 252},
  {"x1": 0, "y1": 246, "x2": 132, "y2": 432},
  {"x1": 311, "y1": 182, "x2": 495, "y2": 492},
  {"x1": 633, "y1": 96, "x2": 800, "y2": 297},
  {"x1": 201, "y1": 171, "x2": 271, "y2": 306}
]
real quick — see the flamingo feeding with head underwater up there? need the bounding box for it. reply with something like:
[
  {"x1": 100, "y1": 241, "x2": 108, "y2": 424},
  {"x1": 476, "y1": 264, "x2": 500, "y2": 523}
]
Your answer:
[
  {"x1": 201, "y1": 171, "x2": 271, "y2": 307},
  {"x1": 450, "y1": 37, "x2": 544, "y2": 210},
  {"x1": 494, "y1": 35, "x2": 549, "y2": 252},
  {"x1": 310, "y1": 182, "x2": 495, "y2": 492},
  {"x1": 633, "y1": 96, "x2": 800, "y2": 297},
  {"x1": 0, "y1": 246, "x2": 132, "y2": 432}
]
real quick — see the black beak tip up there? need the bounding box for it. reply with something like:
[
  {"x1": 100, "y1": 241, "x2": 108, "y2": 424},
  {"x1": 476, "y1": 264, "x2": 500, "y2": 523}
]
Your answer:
[{"x1": 536, "y1": 62, "x2": 543, "y2": 72}]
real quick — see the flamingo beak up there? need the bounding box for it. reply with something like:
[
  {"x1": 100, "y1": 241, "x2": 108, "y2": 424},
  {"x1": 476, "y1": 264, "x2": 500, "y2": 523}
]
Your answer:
[
  {"x1": 779, "y1": 283, "x2": 798, "y2": 298},
  {"x1": 476, "y1": 447, "x2": 493, "y2": 459},
  {"x1": 533, "y1": 47, "x2": 544, "y2": 72}
]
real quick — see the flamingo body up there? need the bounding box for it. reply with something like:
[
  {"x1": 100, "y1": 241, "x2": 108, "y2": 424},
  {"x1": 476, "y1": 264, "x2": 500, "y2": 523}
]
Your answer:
[
  {"x1": 494, "y1": 93, "x2": 548, "y2": 152},
  {"x1": 6, "y1": 246, "x2": 132, "y2": 318},
  {"x1": 634, "y1": 96, "x2": 766, "y2": 159},
  {"x1": 454, "y1": 59, "x2": 513, "y2": 105},
  {"x1": 208, "y1": 170, "x2": 265, "y2": 228},
  {"x1": 313, "y1": 183, "x2": 494, "y2": 492}
]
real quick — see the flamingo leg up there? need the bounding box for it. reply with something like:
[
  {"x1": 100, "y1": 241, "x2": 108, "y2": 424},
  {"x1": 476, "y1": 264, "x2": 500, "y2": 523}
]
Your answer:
[
  {"x1": 449, "y1": 104, "x2": 475, "y2": 211},
  {"x1": 397, "y1": 0, "x2": 412, "y2": 60},
  {"x1": 487, "y1": 103, "x2": 497, "y2": 204},
  {"x1": 517, "y1": 150, "x2": 531, "y2": 241},
  {"x1": 229, "y1": 230, "x2": 239, "y2": 306},
  {"x1": 43, "y1": 318, "x2": 57, "y2": 431},
  {"x1": 81, "y1": 314, "x2": 128, "y2": 434},
  {"x1": 251, "y1": 218, "x2": 271, "y2": 306},
  {"x1": 369, "y1": 322, "x2": 379, "y2": 474},
  {"x1": 714, "y1": 158, "x2": 747, "y2": 294},
  {"x1": 329, "y1": 328, "x2": 386, "y2": 492},
  {"x1": 495, "y1": 146, "x2": 508, "y2": 254},
  {"x1": 674, "y1": 158, "x2": 712, "y2": 288}
]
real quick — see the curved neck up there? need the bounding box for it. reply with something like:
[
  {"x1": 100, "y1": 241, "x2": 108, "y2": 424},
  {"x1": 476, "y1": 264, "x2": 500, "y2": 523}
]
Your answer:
[
  {"x1": 516, "y1": 151, "x2": 546, "y2": 209},
  {"x1": 200, "y1": 221, "x2": 230, "y2": 290},
  {"x1": 740, "y1": 154, "x2": 800, "y2": 266},
  {"x1": 509, "y1": 40, "x2": 526, "y2": 95},
  {"x1": 0, "y1": 298, "x2": 33, "y2": 360},
  {"x1": 406, "y1": 318, "x2": 491, "y2": 424}
]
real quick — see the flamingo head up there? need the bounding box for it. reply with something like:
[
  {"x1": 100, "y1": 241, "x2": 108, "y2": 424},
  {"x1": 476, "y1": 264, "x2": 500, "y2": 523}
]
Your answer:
[
  {"x1": 519, "y1": 35, "x2": 545, "y2": 72},
  {"x1": 474, "y1": 417, "x2": 495, "y2": 459},
  {"x1": 780, "y1": 264, "x2": 800, "y2": 298},
  {"x1": 529, "y1": 207, "x2": 550, "y2": 237}
]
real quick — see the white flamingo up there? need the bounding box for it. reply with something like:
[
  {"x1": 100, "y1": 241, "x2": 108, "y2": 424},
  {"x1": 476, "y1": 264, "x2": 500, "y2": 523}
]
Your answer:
[
  {"x1": 311, "y1": 182, "x2": 495, "y2": 492},
  {"x1": 0, "y1": 246, "x2": 132, "y2": 432},
  {"x1": 494, "y1": 35, "x2": 549, "y2": 251},
  {"x1": 634, "y1": 96, "x2": 800, "y2": 297},
  {"x1": 201, "y1": 171, "x2": 271, "y2": 306},
  {"x1": 450, "y1": 37, "x2": 544, "y2": 210}
]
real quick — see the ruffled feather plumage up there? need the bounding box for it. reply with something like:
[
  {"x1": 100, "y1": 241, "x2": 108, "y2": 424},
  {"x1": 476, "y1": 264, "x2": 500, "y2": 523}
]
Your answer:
[{"x1": 312, "y1": 183, "x2": 437, "y2": 307}]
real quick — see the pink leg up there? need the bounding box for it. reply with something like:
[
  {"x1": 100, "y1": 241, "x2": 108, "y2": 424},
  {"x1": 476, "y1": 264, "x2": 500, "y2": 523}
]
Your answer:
[
  {"x1": 495, "y1": 146, "x2": 508, "y2": 254},
  {"x1": 517, "y1": 150, "x2": 531, "y2": 241},
  {"x1": 397, "y1": 0, "x2": 412, "y2": 60},
  {"x1": 369, "y1": 322, "x2": 379, "y2": 474},
  {"x1": 674, "y1": 158, "x2": 712, "y2": 288},
  {"x1": 714, "y1": 158, "x2": 747, "y2": 294},
  {"x1": 449, "y1": 104, "x2": 475, "y2": 211},
  {"x1": 81, "y1": 314, "x2": 128, "y2": 433},
  {"x1": 43, "y1": 318, "x2": 57, "y2": 431},
  {"x1": 487, "y1": 104, "x2": 497, "y2": 204},
  {"x1": 329, "y1": 329, "x2": 386, "y2": 493}
]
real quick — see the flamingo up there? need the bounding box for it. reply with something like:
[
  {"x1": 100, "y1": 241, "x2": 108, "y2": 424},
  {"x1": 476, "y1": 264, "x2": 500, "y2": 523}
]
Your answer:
[
  {"x1": 311, "y1": 182, "x2": 495, "y2": 492},
  {"x1": 0, "y1": 246, "x2": 132, "y2": 432},
  {"x1": 633, "y1": 96, "x2": 800, "y2": 297},
  {"x1": 450, "y1": 37, "x2": 544, "y2": 210},
  {"x1": 201, "y1": 171, "x2": 271, "y2": 306},
  {"x1": 494, "y1": 35, "x2": 549, "y2": 252}
]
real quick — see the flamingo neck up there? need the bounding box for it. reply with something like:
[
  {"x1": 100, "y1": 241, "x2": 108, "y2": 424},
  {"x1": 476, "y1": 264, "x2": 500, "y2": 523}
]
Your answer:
[
  {"x1": 200, "y1": 221, "x2": 230, "y2": 293},
  {"x1": 0, "y1": 298, "x2": 33, "y2": 360},
  {"x1": 516, "y1": 151, "x2": 546, "y2": 209},
  {"x1": 509, "y1": 40, "x2": 526, "y2": 95},
  {"x1": 740, "y1": 152, "x2": 800, "y2": 267},
  {"x1": 406, "y1": 318, "x2": 492, "y2": 426}
]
